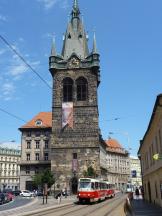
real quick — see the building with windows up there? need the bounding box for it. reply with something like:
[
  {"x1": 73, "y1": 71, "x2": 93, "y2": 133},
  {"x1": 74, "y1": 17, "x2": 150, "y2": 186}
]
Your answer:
[
  {"x1": 0, "y1": 147, "x2": 20, "y2": 191},
  {"x1": 105, "y1": 138, "x2": 130, "y2": 191},
  {"x1": 129, "y1": 156, "x2": 142, "y2": 189},
  {"x1": 138, "y1": 94, "x2": 162, "y2": 207},
  {"x1": 19, "y1": 112, "x2": 52, "y2": 190}
]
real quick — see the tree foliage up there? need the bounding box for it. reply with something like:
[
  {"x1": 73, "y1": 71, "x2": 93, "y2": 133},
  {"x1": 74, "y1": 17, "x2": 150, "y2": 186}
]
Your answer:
[
  {"x1": 32, "y1": 169, "x2": 55, "y2": 188},
  {"x1": 83, "y1": 166, "x2": 96, "y2": 178}
]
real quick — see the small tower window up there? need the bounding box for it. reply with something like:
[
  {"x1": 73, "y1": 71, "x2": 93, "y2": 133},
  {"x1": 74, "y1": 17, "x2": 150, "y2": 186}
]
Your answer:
[
  {"x1": 68, "y1": 33, "x2": 71, "y2": 39},
  {"x1": 76, "y1": 77, "x2": 88, "y2": 101},
  {"x1": 78, "y1": 33, "x2": 82, "y2": 38},
  {"x1": 63, "y1": 78, "x2": 73, "y2": 102}
]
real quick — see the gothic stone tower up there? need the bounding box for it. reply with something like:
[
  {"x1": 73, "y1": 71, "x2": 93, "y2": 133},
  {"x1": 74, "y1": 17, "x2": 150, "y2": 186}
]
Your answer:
[{"x1": 49, "y1": 0, "x2": 101, "y2": 192}]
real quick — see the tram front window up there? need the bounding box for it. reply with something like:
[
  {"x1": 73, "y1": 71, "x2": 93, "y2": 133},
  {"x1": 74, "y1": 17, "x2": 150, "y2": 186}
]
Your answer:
[{"x1": 79, "y1": 182, "x2": 91, "y2": 189}]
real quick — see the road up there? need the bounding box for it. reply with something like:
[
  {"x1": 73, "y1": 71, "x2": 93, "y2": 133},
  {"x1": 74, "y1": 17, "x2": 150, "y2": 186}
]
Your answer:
[
  {"x1": 23, "y1": 193, "x2": 126, "y2": 216},
  {"x1": 0, "y1": 196, "x2": 34, "y2": 211}
]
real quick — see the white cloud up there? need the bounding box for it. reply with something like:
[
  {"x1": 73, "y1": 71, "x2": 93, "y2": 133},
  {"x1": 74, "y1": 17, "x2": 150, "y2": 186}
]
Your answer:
[
  {"x1": 1, "y1": 82, "x2": 15, "y2": 100},
  {"x1": 38, "y1": 0, "x2": 59, "y2": 9},
  {"x1": 38, "y1": 0, "x2": 69, "y2": 10},
  {"x1": 10, "y1": 64, "x2": 28, "y2": 78}
]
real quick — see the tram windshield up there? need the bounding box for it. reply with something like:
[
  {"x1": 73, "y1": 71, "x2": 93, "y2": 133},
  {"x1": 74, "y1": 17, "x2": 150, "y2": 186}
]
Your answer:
[{"x1": 79, "y1": 181, "x2": 91, "y2": 189}]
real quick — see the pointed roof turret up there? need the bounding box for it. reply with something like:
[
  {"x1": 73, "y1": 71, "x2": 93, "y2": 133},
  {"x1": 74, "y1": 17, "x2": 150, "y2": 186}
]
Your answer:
[
  {"x1": 61, "y1": 0, "x2": 89, "y2": 59},
  {"x1": 92, "y1": 32, "x2": 98, "y2": 54},
  {"x1": 51, "y1": 37, "x2": 57, "y2": 56}
]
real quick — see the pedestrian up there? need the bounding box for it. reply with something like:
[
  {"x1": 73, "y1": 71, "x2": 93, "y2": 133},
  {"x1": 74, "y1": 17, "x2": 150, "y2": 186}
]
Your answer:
[
  {"x1": 65, "y1": 187, "x2": 67, "y2": 198},
  {"x1": 56, "y1": 191, "x2": 62, "y2": 204},
  {"x1": 140, "y1": 186, "x2": 144, "y2": 199},
  {"x1": 135, "y1": 187, "x2": 140, "y2": 200}
]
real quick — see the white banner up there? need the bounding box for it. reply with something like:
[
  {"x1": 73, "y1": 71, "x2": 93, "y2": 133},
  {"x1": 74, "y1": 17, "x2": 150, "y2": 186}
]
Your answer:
[{"x1": 62, "y1": 102, "x2": 73, "y2": 129}]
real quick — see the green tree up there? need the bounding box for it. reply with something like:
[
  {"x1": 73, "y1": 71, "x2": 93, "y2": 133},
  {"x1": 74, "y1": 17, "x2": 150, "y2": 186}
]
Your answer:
[
  {"x1": 83, "y1": 166, "x2": 96, "y2": 178},
  {"x1": 32, "y1": 169, "x2": 55, "y2": 189}
]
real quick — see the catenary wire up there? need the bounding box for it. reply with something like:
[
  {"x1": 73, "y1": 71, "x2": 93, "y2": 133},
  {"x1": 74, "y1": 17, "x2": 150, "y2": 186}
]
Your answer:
[{"x1": 0, "y1": 34, "x2": 52, "y2": 90}]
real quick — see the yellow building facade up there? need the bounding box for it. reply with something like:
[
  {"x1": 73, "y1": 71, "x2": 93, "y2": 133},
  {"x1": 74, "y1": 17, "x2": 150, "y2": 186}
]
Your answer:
[{"x1": 138, "y1": 94, "x2": 162, "y2": 207}]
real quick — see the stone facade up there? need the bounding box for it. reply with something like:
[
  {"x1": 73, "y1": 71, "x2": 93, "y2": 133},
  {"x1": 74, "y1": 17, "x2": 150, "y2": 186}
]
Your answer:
[
  {"x1": 0, "y1": 147, "x2": 20, "y2": 191},
  {"x1": 138, "y1": 94, "x2": 162, "y2": 207},
  {"x1": 49, "y1": 1, "x2": 106, "y2": 192}
]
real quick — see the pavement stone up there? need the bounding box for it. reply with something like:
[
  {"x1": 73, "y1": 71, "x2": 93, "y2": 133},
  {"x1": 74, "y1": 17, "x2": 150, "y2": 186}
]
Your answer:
[{"x1": 131, "y1": 199, "x2": 162, "y2": 216}]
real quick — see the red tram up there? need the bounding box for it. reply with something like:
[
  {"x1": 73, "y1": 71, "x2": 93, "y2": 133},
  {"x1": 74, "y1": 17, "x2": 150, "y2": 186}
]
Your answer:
[{"x1": 77, "y1": 178, "x2": 115, "y2": 203}]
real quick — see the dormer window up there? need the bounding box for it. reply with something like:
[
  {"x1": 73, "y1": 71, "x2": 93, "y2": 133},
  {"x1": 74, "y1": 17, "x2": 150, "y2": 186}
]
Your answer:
[{"x1": 35, "y1": 120, "x2": 42, "y2": 126}]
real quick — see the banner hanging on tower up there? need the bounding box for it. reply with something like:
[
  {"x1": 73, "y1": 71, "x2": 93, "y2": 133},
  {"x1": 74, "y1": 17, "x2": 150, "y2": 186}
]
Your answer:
[{"x1": 62, "y1": 102, "x2": 73, "y2": 129}]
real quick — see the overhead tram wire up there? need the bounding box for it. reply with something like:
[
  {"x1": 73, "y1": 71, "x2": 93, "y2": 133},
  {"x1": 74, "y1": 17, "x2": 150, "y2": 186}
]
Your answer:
[
  {"x1": 0, "y1": 107, "x2": 51, "y2": 127},
  {"x1": 0, "y1": 107, "x2": 26, "y2": 123},
  {"x1": 0, "y1": 34, "x2": 52, "y2": 90}
]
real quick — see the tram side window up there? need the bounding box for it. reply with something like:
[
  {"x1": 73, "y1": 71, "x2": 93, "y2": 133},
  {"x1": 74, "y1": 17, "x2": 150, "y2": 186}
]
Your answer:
[
  {"x1": 100, "y1": 183, "x2": 103, "y2": 189},
  {"x1": 95, "y1": 182, "x2": 98, "y2": 189},
  {"x1": 91, "y1": 182, "x2": 94, "y2": 190}
]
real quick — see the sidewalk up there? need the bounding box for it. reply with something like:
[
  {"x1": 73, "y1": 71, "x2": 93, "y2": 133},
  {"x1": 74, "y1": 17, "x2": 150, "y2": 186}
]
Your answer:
[{"x1": 131, "y1": 198, "x2": 162, "y2": 215}]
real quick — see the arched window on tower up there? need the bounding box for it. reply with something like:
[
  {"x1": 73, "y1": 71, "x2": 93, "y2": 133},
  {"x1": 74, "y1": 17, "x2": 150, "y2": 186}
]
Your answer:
[
  {"x1": 63, "y1": 78, "x2": 73, "y2": 102},
  {"x1": 76, "y1": 77, "x2": 88, "y2": 101}
]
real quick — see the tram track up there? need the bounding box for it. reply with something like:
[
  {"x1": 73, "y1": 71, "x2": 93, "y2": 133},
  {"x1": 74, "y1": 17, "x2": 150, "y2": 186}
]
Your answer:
[
  {"x1": 26, "y1": 193, "x2": 126, "y2": 216},
  {"x1": 76, "y1": 194, "x2": 126, "y2": 216}
]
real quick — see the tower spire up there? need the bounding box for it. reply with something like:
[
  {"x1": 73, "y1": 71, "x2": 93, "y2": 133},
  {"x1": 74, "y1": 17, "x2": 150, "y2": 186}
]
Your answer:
[
  {"x1": 51, "y1": 36, "x2": 56, "y2": 56},
  {"x1": 92, "y1": 32, "x2": 98, "y2": 54},
  {"x1": 71, "y1": 0, "x2": 80, "y2": 19},
  {"x1": 74, "y1": 0, "x2": 78, "y2": 9}
]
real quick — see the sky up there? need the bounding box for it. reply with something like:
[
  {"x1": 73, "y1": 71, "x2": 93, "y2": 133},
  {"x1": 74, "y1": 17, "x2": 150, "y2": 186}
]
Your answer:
[{"x1": 0, "y1": 0, "x2": 162, "y2": 156}]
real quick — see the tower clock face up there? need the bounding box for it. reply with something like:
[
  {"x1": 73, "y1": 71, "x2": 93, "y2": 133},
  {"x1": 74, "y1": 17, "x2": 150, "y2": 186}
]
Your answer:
[{"x1": 69, "y1": 57, "x2": 80, "y2": 68}]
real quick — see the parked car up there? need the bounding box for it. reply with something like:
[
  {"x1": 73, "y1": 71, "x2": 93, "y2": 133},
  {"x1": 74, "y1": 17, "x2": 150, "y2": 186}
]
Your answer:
[
  {"x1": 20, "y1": 190, "x2": 33, "y2": 197},
  {"x1": 3, "y1": 189, "x2": 13, "y2": 194},
  {"x1": 0, "y1": 193, "x2": 6, "y2": 204},
  {"x1": 12, "y1": 190, "x2": 21, "y2": 196},
  {"x1": 36, "y1": 190, "x2": 43, "y2": 196}
]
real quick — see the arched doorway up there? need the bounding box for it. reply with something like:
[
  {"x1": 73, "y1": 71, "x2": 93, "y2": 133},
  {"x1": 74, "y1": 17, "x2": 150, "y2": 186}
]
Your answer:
[
  {"x1": 70, "y1": 176, "x2": 78, "y2": 194},
  {"x1": 148, "y1": 181, "x2": 152, "y2": 203}
]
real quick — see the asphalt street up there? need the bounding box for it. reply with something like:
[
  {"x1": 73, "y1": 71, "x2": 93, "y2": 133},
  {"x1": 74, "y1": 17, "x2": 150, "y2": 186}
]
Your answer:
[{"x1": 0, "y1": 196, "x2": 33, "y2": 211}]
